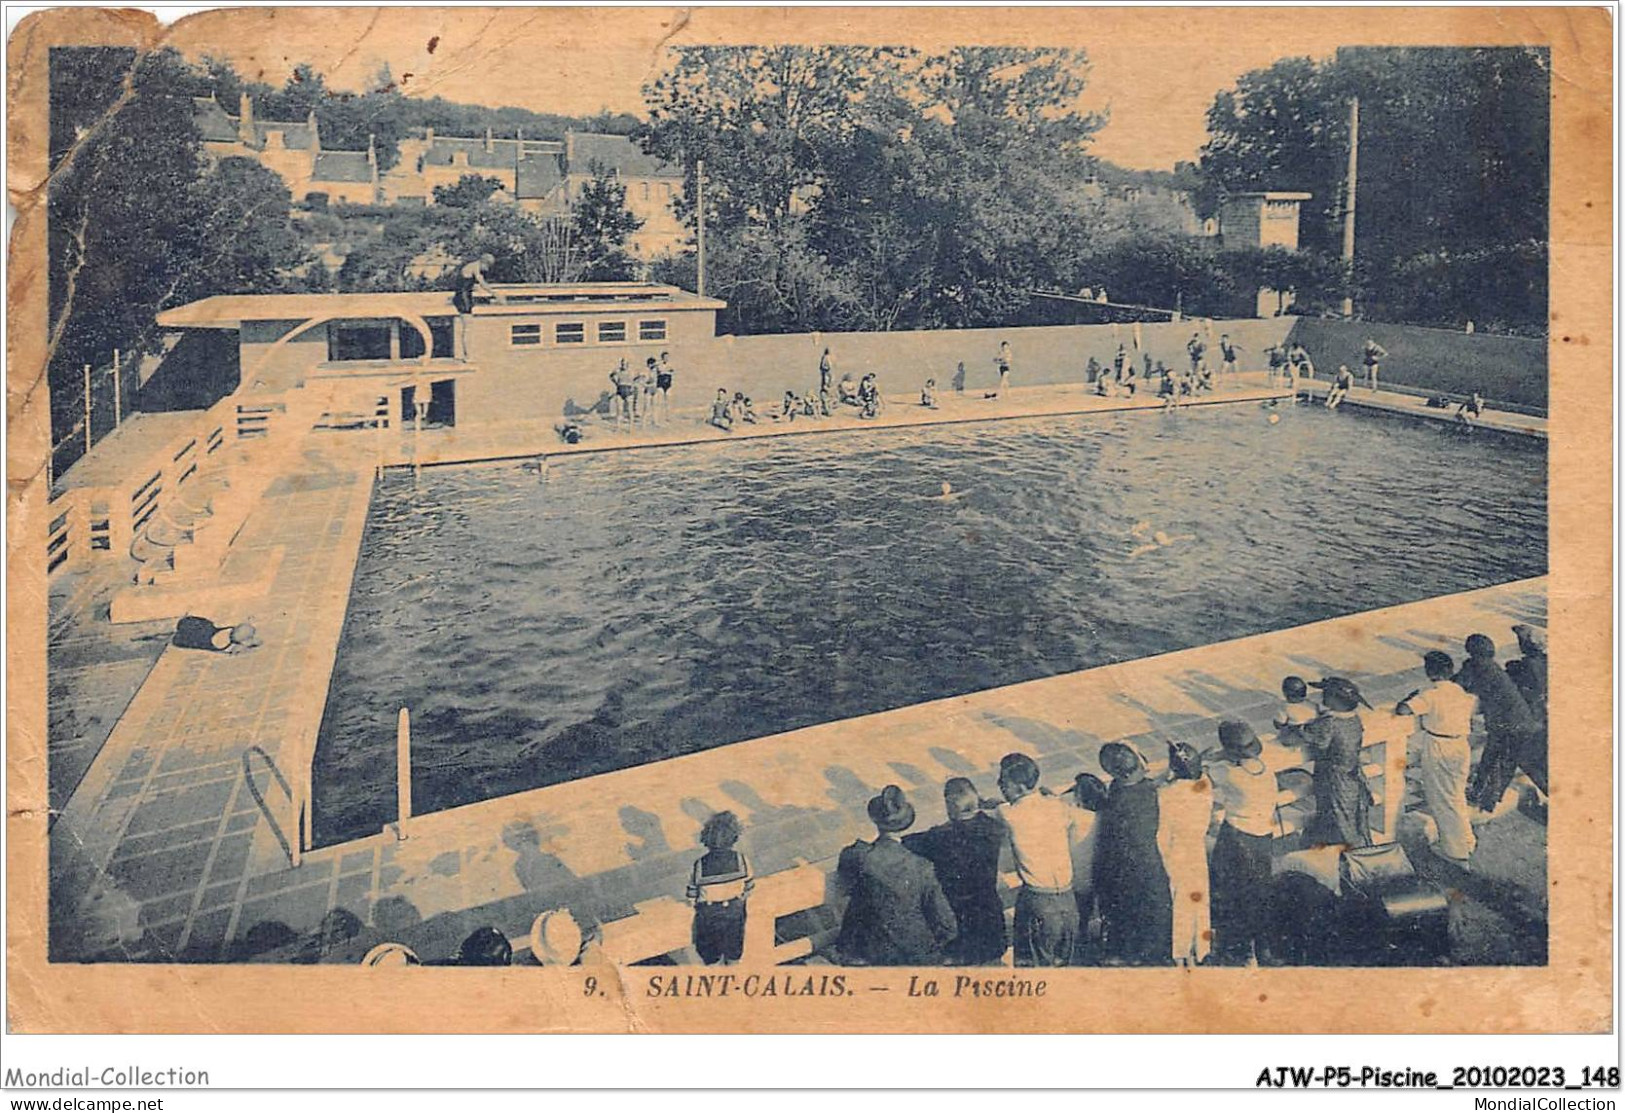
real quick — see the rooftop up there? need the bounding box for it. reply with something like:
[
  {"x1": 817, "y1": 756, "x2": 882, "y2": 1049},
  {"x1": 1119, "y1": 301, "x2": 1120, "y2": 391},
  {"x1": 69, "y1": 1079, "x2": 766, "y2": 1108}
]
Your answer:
[{"x1": 157, "y1": 284, "x2": 725, "y2": 329}]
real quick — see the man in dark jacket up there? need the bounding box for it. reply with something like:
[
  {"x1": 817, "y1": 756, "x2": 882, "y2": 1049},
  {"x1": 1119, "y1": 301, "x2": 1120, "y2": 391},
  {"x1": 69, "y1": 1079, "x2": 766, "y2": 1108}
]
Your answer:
[
  {"x1": 903, "y1": 778, "x2": 1007, "y2": 965},
  {"x1": 1505, "y1": 624, "x2": 1549, "y2": 797},
  {"x1": 837, "y1": 785, "x2": 957, "y2": 965},
  {"x1": 1459, "y1": 633, "x2": 1542, "y2": 811}
]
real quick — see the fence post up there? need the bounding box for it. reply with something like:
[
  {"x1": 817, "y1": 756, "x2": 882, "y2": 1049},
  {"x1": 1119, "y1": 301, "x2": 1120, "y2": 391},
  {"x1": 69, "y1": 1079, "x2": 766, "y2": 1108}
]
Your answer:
[{"x1": 395, "y1": 707, "x2": 412, "y2": 836}]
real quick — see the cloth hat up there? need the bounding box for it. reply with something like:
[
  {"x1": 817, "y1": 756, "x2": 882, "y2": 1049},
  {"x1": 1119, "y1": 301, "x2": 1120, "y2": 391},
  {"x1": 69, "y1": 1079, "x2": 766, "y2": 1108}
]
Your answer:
[
  {"x1": 1311, "y1": 676, "x2": 1372, "y2": 712},
  {"x1": 1511, "y1": 624, "x2": 1546, "y2": 653},
  {"x1": 1218, "y1": 719, "x2": 1262, "y2": 759},
  {"x1": 529, "y1": 910, "x2": 584, "y2": 966},
  {"x1": 362, "y1": 942, "x2": 420, "y2": 967},
  {"x1": 867, "y1": 784, "x2": 916, "y2": 833}
]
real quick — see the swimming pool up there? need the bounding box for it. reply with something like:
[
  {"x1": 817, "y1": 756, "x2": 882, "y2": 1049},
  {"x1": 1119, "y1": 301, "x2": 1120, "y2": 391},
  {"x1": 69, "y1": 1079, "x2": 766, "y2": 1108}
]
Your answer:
[{"x1": 312, "y1": 403, "x2": 1547, "y2": 844}]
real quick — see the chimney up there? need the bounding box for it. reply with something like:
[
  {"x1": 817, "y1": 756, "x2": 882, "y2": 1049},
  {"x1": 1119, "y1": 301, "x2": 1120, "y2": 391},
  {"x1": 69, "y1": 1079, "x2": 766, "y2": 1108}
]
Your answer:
[
  {"x1": 238, "y1": 91, "x2": 255, "y2": 146},
  {"x1": 367, "y1": 134, "x2": 377, "y2": 169},
  {"x1": 308, "y1": 109, "x2": 320, "y2": 152}
]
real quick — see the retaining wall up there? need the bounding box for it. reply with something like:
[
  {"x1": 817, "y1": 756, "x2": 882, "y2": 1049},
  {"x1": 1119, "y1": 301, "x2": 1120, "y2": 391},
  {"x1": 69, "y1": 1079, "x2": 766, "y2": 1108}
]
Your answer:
[{"x1": 1286, "y1": 318, "x2": 1547, "y2": 413}]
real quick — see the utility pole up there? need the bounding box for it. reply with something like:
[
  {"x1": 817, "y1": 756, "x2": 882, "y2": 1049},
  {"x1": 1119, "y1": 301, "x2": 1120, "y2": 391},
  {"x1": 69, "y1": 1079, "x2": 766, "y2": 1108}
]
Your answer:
[
  {"x1": 82, "y1": 363, "x2": 93, "y2": 455},
  {"x1": 1342, "y1": 96, "x2": 1359, "y2": 319},
  {"x1": 696, "y1": 158, "x2": 707, "y2": 299},
  {"x1": 112, "y1": 349, "x2": 122, "y2": 427}
]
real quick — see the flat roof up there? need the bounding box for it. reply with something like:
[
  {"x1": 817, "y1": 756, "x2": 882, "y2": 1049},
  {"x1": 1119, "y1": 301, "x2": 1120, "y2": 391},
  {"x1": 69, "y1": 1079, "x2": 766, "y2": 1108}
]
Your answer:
[{"x1": 158, "y1": 284, "x2": 725, "y2": 329}]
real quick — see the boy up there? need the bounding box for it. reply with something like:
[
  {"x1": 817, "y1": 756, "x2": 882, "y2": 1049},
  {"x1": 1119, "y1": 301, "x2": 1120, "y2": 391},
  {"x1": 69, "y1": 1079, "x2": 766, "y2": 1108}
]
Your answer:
[
  {"x1": 1273, "y1": 675, "x2": 1316, "y2": 746},
  {"x1": 992, "y1": 753, "x2": 1083, "y2": 967},
  {"x1": 920, "y1": 378, "x2": 939, "y2": 409},
  {"x1": 1326, "y1": 363, "x2": 1355, "y2": 410},
  {"x1": 1219, "y1": 334, "x2": 1240, "y2": 380},
  {"x1": 902, "y1": 778, "x2": 1008, "y2": 965}
]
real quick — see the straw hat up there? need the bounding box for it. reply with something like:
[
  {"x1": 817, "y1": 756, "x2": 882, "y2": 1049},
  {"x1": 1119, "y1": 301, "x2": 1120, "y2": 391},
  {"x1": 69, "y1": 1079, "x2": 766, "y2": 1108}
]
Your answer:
[
  {"x1": 530, "y1": 909, "x2": 584, "y2": 966},
  {"x1": 361, "y1": 942, "x2": 420, "y2": 967}
]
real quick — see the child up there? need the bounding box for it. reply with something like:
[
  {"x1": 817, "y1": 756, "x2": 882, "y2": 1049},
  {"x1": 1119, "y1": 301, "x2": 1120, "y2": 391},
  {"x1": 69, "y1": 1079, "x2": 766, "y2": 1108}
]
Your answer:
[
  {"x1": 921, "y1": 378, "x2": 939, "y2": 409},
  {"x1": 740, "y1": 396, "x2": 759, "y2": 424},
  {"x1": 1159, "y1": 369, "x2": 1178, "y2": 410},
  {"x1": 1273, "y1": 675, "x2": 1316, "y2": 747},
  {"x1": 709, "y1": 389, "x2": 734, "y2": 432},
  {"x1": 780, "y1": 390, "x2": 800, "y2": 422},
  {"x1": 1266, "y1": 344, "x2": 1285, "y2": 387},
  {"x1": 687, "y1": 811, "x2": 753, "y2": 965},
  {"x1": 1085, "y1": 356, "x2": 1102, "y2": 385},
  {"x1": 1326, "y1": 364, "x2": 1355, "y2": 410},
  {"x1": 803, "y1": 392, "x2": 819, "y2": 418}
]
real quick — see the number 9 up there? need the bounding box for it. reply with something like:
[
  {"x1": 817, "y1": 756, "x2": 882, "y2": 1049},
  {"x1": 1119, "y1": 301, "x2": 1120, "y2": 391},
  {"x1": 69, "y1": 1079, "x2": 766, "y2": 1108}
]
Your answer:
[{"x1": 584, "y1": 975, "x2": 598, "y2": 997}]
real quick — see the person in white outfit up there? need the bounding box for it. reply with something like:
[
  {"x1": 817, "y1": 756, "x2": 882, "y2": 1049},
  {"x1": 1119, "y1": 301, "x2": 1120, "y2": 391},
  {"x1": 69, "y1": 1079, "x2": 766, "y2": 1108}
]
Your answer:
[
  {"x1": 1157, "y1": 742, "x2": 1214, "y2": 966},
  {"x1": 1396, "y1": 650, "x2": 1479, "y2": 866}
]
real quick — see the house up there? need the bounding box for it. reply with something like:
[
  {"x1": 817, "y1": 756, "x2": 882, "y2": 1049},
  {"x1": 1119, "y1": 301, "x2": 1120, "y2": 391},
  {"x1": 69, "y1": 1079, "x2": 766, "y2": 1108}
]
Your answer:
[
  {"x1": 194, "y1": 94, "x2": 689, "y2": 261},
  {"x1": 383, "y1": 127, "x2": 687, "y2": 260},
  {"x1": 192, "y1": 93, "x2": 380, "y2": 205},
  {"x1": 154, "y1": 282, "x2": 725, "y2": 430},
  {"x1": 1218, "y1": 191, "x2": 1313, "y2": 316}
]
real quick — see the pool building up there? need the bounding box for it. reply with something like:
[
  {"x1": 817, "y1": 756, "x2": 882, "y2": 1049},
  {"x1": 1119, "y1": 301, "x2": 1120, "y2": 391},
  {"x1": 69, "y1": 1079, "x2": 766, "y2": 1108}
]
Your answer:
[{"x1": 154, "y1": 282, "x2": 727, "y2": 431}]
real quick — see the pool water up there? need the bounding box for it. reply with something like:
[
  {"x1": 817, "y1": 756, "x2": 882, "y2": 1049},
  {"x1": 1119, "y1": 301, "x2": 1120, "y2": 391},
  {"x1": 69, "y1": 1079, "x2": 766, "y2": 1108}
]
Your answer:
[{"x1": 312, "y1": 404, "x2": 1547, "y2": 844}]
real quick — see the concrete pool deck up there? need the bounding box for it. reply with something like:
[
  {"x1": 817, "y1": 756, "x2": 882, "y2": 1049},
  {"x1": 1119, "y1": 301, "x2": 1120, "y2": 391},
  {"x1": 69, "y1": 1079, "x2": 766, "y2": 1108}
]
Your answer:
[
  {"x1": 44, "y1": 379, "x2": 1547, "y2": 964},
  {"x1": 386, "y1": 378, "x2": 1298, "y2": 468}
]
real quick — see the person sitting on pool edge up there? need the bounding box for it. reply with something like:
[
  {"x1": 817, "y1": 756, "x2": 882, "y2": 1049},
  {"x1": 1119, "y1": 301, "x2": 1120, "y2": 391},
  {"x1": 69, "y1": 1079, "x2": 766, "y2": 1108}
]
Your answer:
[
  {"x1": 172, "y1": 615, "x2": 261, "y2": 654},
  {"x1": 920, "y1": 378, "x2": 939, "y2": 409},
  {"x1": 1326, "y1": 364, "x2": 1356, "y2": 410},
  {"x1": 779, "y1": 390, "x2": 800, "y2": 422},
  {"x1": 837, "y1": 371, "x2": 861, "y2": 408},
  {"x1": 1455, "y1": 391, "x2": 1484, "y2": 429},
  {"x1": 709, "y1": 389, "x2": 734, "y2": 432}
]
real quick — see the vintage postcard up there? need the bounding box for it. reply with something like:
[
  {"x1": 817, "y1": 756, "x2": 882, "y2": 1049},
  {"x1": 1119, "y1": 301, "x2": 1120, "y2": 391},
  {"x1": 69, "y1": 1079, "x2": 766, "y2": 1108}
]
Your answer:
[{"x1": 4, "y1": 5, "x2": 1613, "y2": 1041}]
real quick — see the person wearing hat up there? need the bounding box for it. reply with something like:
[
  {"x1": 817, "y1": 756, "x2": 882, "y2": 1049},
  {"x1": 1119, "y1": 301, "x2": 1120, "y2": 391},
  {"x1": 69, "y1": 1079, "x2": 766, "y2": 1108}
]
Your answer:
[
  {"x1": 990, "y1": 753, "x2": 1086, "y2": 967},
  {"x1": 529, "y1": 909, "x2": 587, "y2": 966},
  {"x1": 171, "y1": 615, "x2": 261, "y2": 654},
  {"x1": 1506, "y1": 625, "x2": 1548, "y2": 800},
  {"x1": 902, "y1": 778, "x2": 1008, "y2": 965},
  {"x1": 1507, "y1": 625, "x2": 1548, "y2": 725},
  {"x1": 1302, "y1": 677, "x2": 1374, "y2": 849},
  {"x1": 1207, "y1": 720, "x2": 1278, "y2": 965},
  {"x1": 1156, "y1": 742, "x2": 1214, "y2": 967},
  {"x1": 686, "y1": 811, "x2": 753, "y2": 966},
  {"x1": 1396, "y1": 651, "x2": 1479, "y2": 866},
  {"x1": 452, "y1": 926, "x2": 512, "y2": 967},
  {"x1": 835, "y1": 785, "x2": 957, "y2": 966},
  {"x1": 1093, "y1": 743, "x2": 1173, "y2": 966},
  {"x1": 1458, "y1": 634, "x2": 1543, "y2": 812}
]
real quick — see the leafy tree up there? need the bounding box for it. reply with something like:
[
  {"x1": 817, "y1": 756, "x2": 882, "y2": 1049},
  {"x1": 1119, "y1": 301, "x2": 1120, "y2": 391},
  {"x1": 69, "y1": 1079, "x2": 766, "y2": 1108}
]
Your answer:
[
  {"x1": 641, "y1": 45, "x2": 1106, "y2": 333},
  {"x1": 1200, "y1": 46, "x2": 1549, "y2": 331},
  {"x1": 433, "y1": 173, "x2": 506, "y2": 208},
  {"x1": 571, "y1": 164, "x2": 643, "y2": 280},
  {"x1": 46, "y1": 47, "x2": 310, "y2": 465}
]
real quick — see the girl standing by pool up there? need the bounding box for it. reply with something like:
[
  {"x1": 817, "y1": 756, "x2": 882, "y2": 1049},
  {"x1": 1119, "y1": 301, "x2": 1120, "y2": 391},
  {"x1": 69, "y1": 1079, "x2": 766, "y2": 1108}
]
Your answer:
[{"x1": 688, "y1": 811, "x2": 753, "y2": 965}]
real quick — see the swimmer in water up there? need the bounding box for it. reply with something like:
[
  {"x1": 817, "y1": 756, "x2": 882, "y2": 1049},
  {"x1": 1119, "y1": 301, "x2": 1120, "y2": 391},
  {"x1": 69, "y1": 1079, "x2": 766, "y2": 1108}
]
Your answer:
[
  {"x1": 1128, "y1": 520, "x2": 1195, "y2": 559},
  {"x1": 933, "y1": 481, "x2": 968, "y2": 503}
]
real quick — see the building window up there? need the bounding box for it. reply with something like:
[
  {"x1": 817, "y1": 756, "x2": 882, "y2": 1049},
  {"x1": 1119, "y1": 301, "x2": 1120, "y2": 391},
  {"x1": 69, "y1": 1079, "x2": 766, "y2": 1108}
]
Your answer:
[
  {"x1": 639, "y1": 319, "x2": 668, "y2": 342},
  {"x1": 641, "y1": 182, "x2": 650, "y2": 201},
  {"x1": 555, "y1": 322, "x2": 586, "y2": 344},
  {"x1": 327, "y1": 323, "x2": 392, "y2": 362},
  {"x1": 598, "y1": 320, "x2": 627, "y2": 343},
  {"x1": 403, "y1": 319, "x2": 457, "y2": 359},
  {"x1": 510, "y1": 323, "x2": 543, "y2": 347}
]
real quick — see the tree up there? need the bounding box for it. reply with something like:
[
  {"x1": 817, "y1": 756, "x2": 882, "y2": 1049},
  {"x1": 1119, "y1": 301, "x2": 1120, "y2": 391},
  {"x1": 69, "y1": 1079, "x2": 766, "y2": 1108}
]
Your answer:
[
  {"x1": 433, "y1": 173, "x2": 506, "y2": 208},
  {"x1": 1200, "y1": 47, "x2": 1550, "y2": 331},
  {"x1": 571, "y1": 164, "x2": 643, "y2": 280},
  {"x1": 640, "y1": 45, "x2": 1107, "y2": 333},
  {"x1": 47, "y1": 48, "x2": 312, "y2": 462}
]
